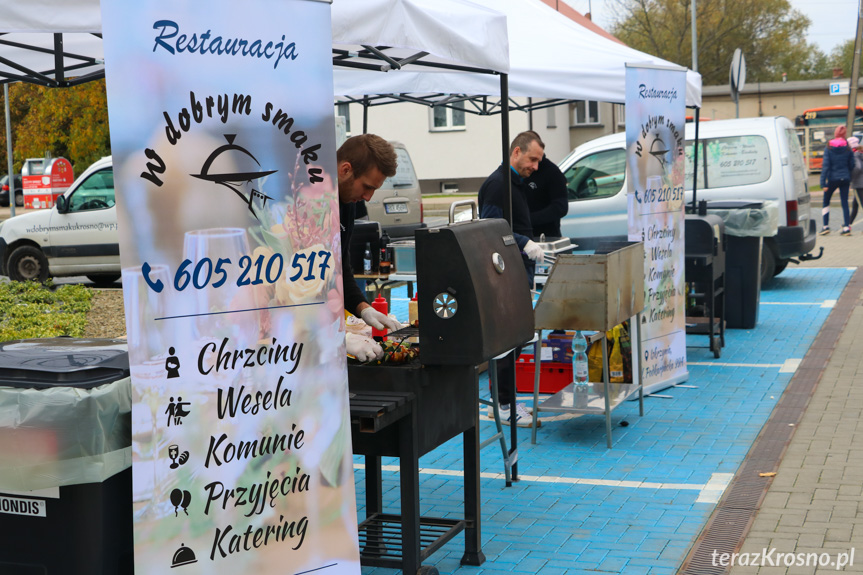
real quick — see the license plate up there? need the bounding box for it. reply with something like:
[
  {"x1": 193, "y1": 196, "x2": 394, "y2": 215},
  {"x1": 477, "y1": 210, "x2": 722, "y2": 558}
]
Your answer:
[{"x1": 384, "y1": 203, "x2": 408, "y2": 214}]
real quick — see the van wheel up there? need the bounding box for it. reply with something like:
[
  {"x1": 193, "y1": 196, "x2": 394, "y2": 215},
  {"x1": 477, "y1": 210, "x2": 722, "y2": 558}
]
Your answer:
[
  {"x1": 14, "y1": 192, "x2": 23, "y2": 207},
  {"x1": 7, "y1": 246, "x2": 49, "y2": 282},
  {"x1": 760, "y1": 244, "x2": 777, "y2": 285},
  {"x1": 86, "y1": 274, "x2": 121, "y2": 286},
  {"x1": 773, "y1": 260, "x2": 789, "y2": 277}
]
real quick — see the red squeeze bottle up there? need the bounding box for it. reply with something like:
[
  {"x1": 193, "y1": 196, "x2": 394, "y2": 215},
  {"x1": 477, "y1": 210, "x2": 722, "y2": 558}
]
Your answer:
[{"x1": 371, "y1": 295, "x2": 389, "y2": 340}]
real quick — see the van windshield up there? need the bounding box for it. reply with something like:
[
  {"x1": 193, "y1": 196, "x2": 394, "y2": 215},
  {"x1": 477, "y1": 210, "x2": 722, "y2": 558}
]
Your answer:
[{"x1": 380, "y1": 148, "x2": 418, "y2": 189}]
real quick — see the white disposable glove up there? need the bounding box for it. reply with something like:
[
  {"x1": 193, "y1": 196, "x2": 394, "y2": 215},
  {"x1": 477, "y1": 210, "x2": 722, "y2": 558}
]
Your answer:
[
  {"x1": 360, "y1": 306, "x2": 403, "y2": 332},
  {"x1": 345, "y1": 333, "x2": 383, "y2": 362},
  {"x1": 523, "y1": 240, "x2": 545, "y2": 264}
]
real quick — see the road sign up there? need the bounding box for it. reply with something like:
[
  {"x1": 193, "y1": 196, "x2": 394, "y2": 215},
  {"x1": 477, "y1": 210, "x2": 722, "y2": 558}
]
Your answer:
[
  {"x1": 830, "y1": 81, "x2": 850, "y2": 96},
  {"x1": 730, "y1": 48, "x2": 747, "y2": 95}
]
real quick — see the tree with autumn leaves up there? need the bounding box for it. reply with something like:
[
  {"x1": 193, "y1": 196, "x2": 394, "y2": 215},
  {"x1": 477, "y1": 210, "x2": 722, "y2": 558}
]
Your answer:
[
  {"x1": 0, "y1": 80, "x2": 110, "y2": 176},
  {"x1": 608, "y1": 0, "x2": 835, "y2": 85}
]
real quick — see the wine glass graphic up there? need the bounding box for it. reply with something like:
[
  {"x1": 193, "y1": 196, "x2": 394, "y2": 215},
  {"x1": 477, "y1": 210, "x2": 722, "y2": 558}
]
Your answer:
[
  {"x1": 168, "y1": 444, "x2": 180, "y2": 469},
  {"x1": 122, "y1": 264, "x2": 171, "y2": 365},
  {"x1": 182, "y1": 228, "x2": 257, "y2": 346}
]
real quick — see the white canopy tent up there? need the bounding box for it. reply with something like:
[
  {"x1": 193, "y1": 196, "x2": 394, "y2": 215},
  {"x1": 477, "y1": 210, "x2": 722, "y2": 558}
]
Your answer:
[
  {"x1": 334, "y1": 0, "x2": 702, "y2": 109},
  {"x1": 0, "y1": 0, "x2": 515, "y2": 214},
  {"x1": 0, "y1": 0, "x2": 510, "y2": 86}
]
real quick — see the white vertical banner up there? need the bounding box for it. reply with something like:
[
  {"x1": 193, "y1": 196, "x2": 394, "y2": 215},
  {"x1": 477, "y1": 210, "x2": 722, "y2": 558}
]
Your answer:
[
  {"x1": 101, "y1": 1, "x2": 361, "y2": 573},
  {"x1": 625, "y1": 64, "x2": 689, "y2": 393}
]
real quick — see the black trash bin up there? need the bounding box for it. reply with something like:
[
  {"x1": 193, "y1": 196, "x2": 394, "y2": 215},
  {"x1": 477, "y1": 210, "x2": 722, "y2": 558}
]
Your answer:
[
  {"x1": 0, "y1": 338, "x2": 132, "y2": 575},
  {"x1": 703, "y1": 200, "x2": 765, "y2": 329}
]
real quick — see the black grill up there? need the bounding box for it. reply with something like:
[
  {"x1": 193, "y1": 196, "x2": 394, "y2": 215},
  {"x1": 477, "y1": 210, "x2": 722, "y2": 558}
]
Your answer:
[
  {"x1": 348, "y1": 218, "x2": 535, "y2": 574},
  {"x1": 684, "y1": 214, "x2": 726, "y2": 358}
]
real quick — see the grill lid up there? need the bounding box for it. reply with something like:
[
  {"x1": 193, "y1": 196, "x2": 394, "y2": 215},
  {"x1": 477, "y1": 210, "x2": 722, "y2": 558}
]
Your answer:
[{"x1": 415, "y1": 218, "x2": 535, "y2": 365}]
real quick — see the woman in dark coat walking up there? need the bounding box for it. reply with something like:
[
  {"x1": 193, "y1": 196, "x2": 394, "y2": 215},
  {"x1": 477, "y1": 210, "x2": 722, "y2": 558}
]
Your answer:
[{"x1": 820, "y1": 125, "x2": 856, "y2": 236}]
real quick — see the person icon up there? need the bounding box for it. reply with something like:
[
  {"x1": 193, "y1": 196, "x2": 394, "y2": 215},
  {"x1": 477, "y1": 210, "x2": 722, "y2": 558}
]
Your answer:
[
  {"x1": 166, "y1": 398, "x2": 176, "y2": 427},
  {"x1": 174, "y1": 397, "x2": 191, "y2": 425},
  {"x1": 165, "y1": 347, "x2": 180, "y2": 379},
  {"x1": 166, "y1": 397, "x2": 191, "y2": 426}
]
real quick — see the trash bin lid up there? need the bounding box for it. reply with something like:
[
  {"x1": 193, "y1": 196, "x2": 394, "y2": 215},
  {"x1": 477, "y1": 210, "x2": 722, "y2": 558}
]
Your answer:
[{"x1": 0, "y1": 338, "x2": 130, "y2": 389}]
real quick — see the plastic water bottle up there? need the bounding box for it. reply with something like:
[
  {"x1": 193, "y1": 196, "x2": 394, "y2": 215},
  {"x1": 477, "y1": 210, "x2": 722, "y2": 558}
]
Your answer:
[{"x1": 572, "y1": 331, "x2": 589, "y2": 386}]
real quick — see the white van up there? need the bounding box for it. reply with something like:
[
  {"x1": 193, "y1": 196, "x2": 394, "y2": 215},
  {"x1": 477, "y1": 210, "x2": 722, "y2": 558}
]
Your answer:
[
  {"x1": 558, "y1": 116, "x2": 818, "y2": 283},
  {"x1": 0, "y1": 156, "x2": 120, "y2": 284}
]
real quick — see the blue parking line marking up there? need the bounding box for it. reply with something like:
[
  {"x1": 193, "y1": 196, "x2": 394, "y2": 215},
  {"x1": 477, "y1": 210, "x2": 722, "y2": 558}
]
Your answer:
[{"x1": 355, "y1": 267, "x2": 854, "y2": 574}]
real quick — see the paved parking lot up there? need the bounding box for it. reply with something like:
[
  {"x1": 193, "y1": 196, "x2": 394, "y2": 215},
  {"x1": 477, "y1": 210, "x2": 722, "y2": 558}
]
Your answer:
[
  {"x1": 357, "y1": 264, "x2": 854, "y2": 574},
  {"x1": 4, "y1": 185, "x2": 862, "y2": 574}
]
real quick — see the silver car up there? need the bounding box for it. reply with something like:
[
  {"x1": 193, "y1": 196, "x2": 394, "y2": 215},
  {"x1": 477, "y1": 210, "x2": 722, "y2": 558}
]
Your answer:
[{"x1": 363, "y1": 142, "x2": 424, "y2": 239}]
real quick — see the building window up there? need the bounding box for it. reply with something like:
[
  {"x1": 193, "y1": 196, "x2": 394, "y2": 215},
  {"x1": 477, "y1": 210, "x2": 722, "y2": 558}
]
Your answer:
[
  {"x1": 615, "y1": 104, "x2": 626, "y2": 127},
  {"x1": 430, "y1": 101, "x2": 466, "y2": 131},
  {"x1": 570, "y1": 100, "x2": 600, "y2": 126},
  {"x1": 546, "y1": 105, "x2": 557, "y2": 129},
  {"x1": 336, "y1": 103, "x2": 351, "y2": 134}
]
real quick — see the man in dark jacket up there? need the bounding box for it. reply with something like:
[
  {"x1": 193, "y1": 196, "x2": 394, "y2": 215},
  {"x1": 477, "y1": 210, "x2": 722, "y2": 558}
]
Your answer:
[
  {"x1": 337, "y1": 134, "x2": 402, "y2": 360},
  {"x1": 820, "y1": 125, "x2": 856, "y2": 236},
  {"x1": 524, "y1": 133, "x2": 569, "y2": 238},
  {"x1": 478, "y1": 131, "x2": 546, "y2": 426}
]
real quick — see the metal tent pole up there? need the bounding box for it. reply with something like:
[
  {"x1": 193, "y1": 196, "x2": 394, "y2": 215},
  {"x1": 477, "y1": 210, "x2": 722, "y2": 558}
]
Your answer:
[
  {"x1": 501, "y1": 74, "x2": 511, "y2": 226},
  {"x1": 4, "y1": 84, "x2": 15, "y2": 218},
  {"x1": 363, "y1": 96, "x2": 369, "y2": 134},
  {"x1": 691, "y1": 107, "x2": 700, "y2": 212}
]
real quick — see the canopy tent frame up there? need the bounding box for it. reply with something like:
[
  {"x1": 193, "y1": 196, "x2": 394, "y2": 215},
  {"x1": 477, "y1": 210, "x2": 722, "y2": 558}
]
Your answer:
[
  {"x1": 0, "y1": 33, "x2": 104, "y2": 87},
  {"x1": 0, "y1": 0, "x2": 515, "y2": 224},
  {"x1": 332, "y1": 45, "x2": 502, "y2": 76}
]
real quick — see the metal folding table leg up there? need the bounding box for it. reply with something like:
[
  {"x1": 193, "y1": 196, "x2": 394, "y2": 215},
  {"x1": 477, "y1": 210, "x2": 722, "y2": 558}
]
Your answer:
[
  {"x1": 531, "y1": 331, "x2": 541, "y2": 444},
  {"x1": 480, "y1": 362, "x2": 512, "y2": 486}
]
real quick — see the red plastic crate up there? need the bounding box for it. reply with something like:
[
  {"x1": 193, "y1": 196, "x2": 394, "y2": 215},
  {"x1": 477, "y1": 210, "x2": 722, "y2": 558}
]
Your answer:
[{"x1": 515, "y1": 354, "x2": 572, "y2": 394}]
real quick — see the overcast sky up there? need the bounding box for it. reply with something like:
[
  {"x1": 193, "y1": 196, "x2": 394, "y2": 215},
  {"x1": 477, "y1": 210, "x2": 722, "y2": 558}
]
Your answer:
[{"x1": 563, "y1": 0, "x2": 860, "y2": 55}]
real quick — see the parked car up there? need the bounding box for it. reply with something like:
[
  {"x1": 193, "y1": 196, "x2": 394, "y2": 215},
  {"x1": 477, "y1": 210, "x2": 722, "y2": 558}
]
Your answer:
[
  {"x1": 361, "y1": 141, "x2": 424, "y2": 239},
  {"x1": 0, "y1": 174, "x2": 23, "y2": 207},
  {"x1": 559, "y1": 116, "x2": 818, "y2": 284},
  {"x1": 0, "y1": 156, "x2": 120, "y2": 284}
]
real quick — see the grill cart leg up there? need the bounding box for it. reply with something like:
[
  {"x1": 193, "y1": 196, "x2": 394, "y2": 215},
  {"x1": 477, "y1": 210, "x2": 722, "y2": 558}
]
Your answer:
[
  {"x1": 399, "y1": 407, "x2": 421, "y2": 574},
  {"x1": 461, "y1": 425, "x2": 486, "y2": 566},
  {"x1": 364, "y1": 455, "x2": 383, "y2": 513},
  {"x1": 363, "y1": 455, "x2": 385, "y2": 556}
]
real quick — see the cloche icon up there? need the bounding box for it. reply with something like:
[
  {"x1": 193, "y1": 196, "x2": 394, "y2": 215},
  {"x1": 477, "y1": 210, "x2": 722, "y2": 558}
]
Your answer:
[{"x1": 171, "y1": 543, "x2": 198, "y2": 568}]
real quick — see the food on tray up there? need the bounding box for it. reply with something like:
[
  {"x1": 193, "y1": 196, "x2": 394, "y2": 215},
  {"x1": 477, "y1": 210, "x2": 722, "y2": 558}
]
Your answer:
[{"x1": 373, "y1": 340, "x2": 418, "y2": 364}]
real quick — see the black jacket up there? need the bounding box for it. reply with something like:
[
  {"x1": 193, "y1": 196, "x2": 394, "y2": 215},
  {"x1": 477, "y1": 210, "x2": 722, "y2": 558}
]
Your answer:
[
  {"x1": 525, "y1": 155, "x2": 568, "y2": 237},
  {"x1": 821, "y1": 141, "x2": 856, "y2": 188},
  {"x1": 340, "y1": 201, "x2": 367, "y2": 315},
  {"x1": 478, "y1": 164, "x2": 535, "y2": 286}
]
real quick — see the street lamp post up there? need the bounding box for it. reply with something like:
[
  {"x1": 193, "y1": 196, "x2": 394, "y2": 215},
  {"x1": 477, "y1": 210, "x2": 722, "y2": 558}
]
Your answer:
[
  {"x1": 847, "y1": 0, "x2": 863, "y2": 134},
  {"x1": 691, "y1": 0, "x2": 698, "y2": 72}
]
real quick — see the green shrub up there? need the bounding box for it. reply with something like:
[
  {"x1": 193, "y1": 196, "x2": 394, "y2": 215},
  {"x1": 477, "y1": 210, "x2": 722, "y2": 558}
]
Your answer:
[{"x1": 0, "y1": 281, "x2": 93, "y2": 342}]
